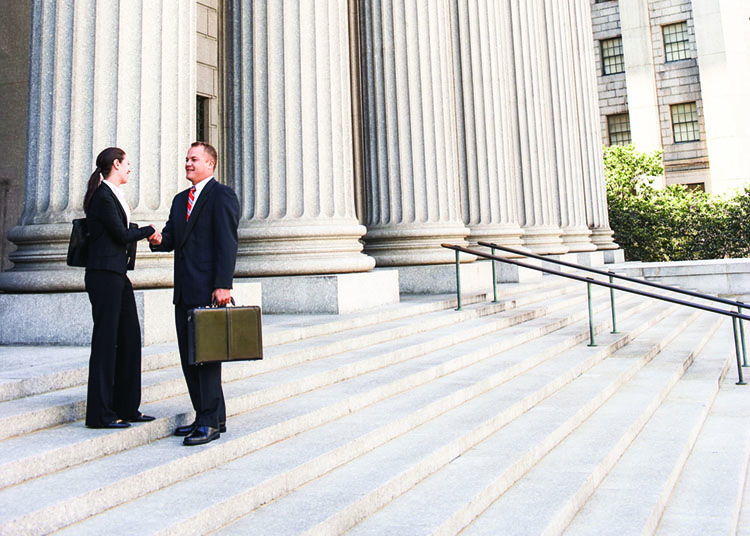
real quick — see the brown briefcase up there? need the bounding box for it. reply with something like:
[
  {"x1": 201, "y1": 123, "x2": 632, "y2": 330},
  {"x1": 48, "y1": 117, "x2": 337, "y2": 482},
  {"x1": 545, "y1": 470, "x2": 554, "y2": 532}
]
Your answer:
[{"x1": 187, "y1": 303, "x2": 263, "y2": 365}]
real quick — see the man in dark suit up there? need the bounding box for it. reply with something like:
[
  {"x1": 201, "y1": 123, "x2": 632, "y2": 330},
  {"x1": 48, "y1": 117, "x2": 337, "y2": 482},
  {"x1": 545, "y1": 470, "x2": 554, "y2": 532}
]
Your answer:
[{"x1": 149, "y1": 141, "x2": 240, "y2": 446}]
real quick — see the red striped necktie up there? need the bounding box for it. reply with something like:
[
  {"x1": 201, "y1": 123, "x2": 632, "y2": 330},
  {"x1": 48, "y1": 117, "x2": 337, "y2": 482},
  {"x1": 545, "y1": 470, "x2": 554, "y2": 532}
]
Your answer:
[{"x1": 186, "y1": 186, "x2": 196, "y2": 220}]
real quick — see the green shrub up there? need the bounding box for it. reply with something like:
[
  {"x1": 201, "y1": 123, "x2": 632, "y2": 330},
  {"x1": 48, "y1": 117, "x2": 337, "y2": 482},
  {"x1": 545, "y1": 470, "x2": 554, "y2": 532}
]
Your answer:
[{"x1": 604, "y1": 144, "x2": 750, "y2": 262}]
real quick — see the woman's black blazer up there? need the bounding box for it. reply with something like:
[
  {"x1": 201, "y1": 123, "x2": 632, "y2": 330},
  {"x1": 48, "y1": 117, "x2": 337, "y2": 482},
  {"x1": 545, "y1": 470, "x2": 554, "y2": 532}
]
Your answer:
[{"x1": 85, "y1": 184, "x2": 154, "y2": 274}]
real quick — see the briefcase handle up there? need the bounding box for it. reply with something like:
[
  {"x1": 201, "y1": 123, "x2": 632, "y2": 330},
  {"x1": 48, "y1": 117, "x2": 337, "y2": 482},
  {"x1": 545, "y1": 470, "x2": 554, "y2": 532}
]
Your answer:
[{"x1": 210, "y1": 297, "x2": 236, "y2": 308}]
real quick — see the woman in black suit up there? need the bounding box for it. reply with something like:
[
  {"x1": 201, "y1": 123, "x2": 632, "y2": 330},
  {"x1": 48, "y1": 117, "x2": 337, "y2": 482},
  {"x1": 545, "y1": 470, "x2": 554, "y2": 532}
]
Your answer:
[{"x1": 83, "y1": 147, "x2": 157, "y2": 428}]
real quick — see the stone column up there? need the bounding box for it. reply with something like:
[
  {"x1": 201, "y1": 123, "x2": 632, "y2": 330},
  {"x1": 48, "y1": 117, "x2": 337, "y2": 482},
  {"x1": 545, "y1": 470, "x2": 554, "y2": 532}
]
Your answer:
[
  {"x1": 693, "y1": 1, "x2": 750, "y2": 194},
  {"x1": 359, "y1": 0, "x2": 469, "y2": 266},
  {"x1": 0, "y1": 0, "x2": 194, "y2": 292},
  {"x1": 509, "y1": 0, "x2": 566, "y2": 254},
  {"x1": 453, "y1": 0, "x2": 524, "y2": 250},
  {"x1": 619, "y1": 0, "x2": 662, "y2": 154},
  {"x1": 225, "y1": 0, "x2": 375, "y2": 275},
  {"x1": 571, "y1": 0, "x2": 617, "y2": 250},
  {"x1": 544, "y1": 0, "x2": 594, "y2": 252}
]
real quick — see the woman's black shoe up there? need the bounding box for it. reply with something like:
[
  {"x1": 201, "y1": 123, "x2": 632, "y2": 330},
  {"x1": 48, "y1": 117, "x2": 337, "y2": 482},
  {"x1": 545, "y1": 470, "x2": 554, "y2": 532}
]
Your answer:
[
  {"x1": 91, "y1": 420, "x2": 130, "y2": 429},
  {"x1": 127, "y1": 413, "x2": 155, "y2": 422}
]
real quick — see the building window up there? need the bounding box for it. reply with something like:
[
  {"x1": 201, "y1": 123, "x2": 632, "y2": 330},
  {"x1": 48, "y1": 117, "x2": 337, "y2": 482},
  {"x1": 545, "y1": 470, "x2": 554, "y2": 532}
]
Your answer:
[
  {"x1": 671, "y1": 102, "x2": 700, "y2": 143},
  {"x1": 663, "y1": 22, "x2": 690, "y2": 62},
  {"x1": 196, "y1": 95, "x2": 209, "y2": 142},
  {"x1": 607, "y1": 113, "x2": 631, "y2": 146},
  {"x1": 600, "y1": 37, "x2": 624, "y2": 75}
]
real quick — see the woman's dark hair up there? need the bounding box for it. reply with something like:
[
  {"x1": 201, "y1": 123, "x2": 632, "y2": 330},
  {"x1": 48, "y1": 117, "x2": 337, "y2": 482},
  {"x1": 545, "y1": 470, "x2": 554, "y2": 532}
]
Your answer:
[{"x1": 83, "y1": 147, "x2": 126, "y2": 213}]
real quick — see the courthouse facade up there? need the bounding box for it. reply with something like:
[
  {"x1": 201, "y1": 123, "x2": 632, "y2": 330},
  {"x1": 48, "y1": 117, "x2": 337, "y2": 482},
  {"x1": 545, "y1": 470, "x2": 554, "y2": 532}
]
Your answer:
[
  {"x1": 591, "y1": 0, "x2": 750, "y2": 194},
  {"x1": 0, "y1": 0, "x2": 617, "y2": 293}
]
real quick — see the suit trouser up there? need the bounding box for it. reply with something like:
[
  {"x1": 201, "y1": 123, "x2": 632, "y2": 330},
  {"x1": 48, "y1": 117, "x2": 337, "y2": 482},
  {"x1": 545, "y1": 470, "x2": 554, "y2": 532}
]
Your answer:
[
  {"x1": 85, "y1": 270, "x2": 142, "y2": 427},
  {"x1": 174, "y1": 302, "x2": 226, "y2": 428}
]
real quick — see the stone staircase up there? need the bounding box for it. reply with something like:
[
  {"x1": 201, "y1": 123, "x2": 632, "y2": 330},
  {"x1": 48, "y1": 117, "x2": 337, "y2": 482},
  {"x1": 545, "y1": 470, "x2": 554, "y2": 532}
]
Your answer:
[{"x1": 1, "y1": 276, "x2": 749, "y2": 535}]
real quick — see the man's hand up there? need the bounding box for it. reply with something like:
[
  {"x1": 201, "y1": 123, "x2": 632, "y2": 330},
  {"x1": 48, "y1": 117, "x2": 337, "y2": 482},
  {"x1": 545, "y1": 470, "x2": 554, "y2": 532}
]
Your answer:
[
  {"x1": 212, "y1": 288, "x2": 231, "y2": 306},
  {"x1": 148, "y1": 229, "x2": 162, "y2": 245}
]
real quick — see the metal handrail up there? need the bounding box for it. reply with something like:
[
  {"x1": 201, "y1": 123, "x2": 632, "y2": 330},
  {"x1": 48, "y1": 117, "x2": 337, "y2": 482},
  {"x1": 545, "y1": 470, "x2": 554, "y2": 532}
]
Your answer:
[
  {"x1": 479, "y1": 240, "x2": 748, "y2": 363},
  {"x1": 477, "y1": 241, "x2": 749, "y2": 311},
  {"x1": 441, "y1": 243, "x2": 749, "y2": 385}
]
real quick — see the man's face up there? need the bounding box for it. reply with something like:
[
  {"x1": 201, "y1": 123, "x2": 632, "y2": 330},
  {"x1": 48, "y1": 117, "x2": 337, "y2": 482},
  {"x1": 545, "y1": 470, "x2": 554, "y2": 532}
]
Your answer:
[{"x1": 185, "y1": 146, "x2": 214, "y2": 185}]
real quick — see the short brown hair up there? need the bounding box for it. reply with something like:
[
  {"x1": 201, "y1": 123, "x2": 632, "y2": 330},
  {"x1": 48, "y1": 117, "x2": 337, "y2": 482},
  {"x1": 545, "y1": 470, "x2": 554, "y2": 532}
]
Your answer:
[{"x1": 190, "y1": 141, "x2": 218, "y2": 168}]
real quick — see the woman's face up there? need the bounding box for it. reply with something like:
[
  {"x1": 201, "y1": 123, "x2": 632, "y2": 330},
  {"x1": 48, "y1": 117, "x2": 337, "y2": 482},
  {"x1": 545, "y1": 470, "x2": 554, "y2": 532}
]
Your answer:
[{"x1": 113, "y1": 155, "x2": 131, "y2": 184}]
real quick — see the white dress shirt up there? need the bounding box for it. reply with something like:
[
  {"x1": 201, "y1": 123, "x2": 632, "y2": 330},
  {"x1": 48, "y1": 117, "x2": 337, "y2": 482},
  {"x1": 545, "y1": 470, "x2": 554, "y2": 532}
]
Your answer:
[
  {"x1": 102, "y1": 180, "x2": 131, "y2": 226},
  {"x1": 190, "y1": 176, "x2": 214, "y2": 206}
]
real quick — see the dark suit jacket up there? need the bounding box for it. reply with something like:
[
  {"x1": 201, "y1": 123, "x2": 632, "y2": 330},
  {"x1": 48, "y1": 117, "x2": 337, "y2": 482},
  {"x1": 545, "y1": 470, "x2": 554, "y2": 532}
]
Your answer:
[
  {"x1": 86, "y1": 184, "x2": 154, "y2": 273},
  {"x1": 152, "y1": 178, "x2": 240, "y2": 307}
]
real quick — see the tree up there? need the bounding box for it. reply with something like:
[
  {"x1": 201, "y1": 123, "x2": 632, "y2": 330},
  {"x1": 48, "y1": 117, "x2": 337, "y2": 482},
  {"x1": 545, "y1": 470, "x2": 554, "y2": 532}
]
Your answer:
[{"x1": 604, "y1": 145, "x2": 749, "y2": 262}]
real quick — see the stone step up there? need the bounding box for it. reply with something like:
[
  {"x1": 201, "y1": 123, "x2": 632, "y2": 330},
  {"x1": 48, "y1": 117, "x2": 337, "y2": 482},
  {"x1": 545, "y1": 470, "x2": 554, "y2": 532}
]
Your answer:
[
  {"x1": 297, "y1": 306, "x2": 709, "y2": 536},
  {"x1": 656, "y1": 359, "x2": 750, "y2": 535},
  {"x1": 0, "y1": 293, "x2": 474, "y2": 404},
  {"x1": 561, "y1": 319, "x2": 733, "y2": 535},
  {"x1": 0, "y1": 291, "x2": 647, "y2": 534},
  {"x1": 0, "y1": 279, "x2": 576, "y2": 404},
  {"x1": 0, "y1": 344, "x2": 177, "y2": 403},
  {"x1": 53, "y1": 298, "x2": 675, "y2": 535},
  {"x1": 0, "y1": 288, "x2": 618, "y2": 491},
  {"x1": 0, "y1": 281, "x2": 600, "y2": 444},
  {"x1": 455, "y1": 313, "x2": 724, "y2": 536}
]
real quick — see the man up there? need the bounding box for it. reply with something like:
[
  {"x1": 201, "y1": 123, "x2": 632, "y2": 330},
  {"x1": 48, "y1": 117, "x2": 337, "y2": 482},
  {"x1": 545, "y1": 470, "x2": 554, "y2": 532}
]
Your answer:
[{"x1": 149, "y1": 142, "x2": 240, "y2": 446}]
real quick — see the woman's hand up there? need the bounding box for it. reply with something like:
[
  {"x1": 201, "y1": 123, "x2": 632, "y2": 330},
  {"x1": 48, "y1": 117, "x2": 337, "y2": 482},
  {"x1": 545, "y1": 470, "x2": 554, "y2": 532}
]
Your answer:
[{"x1": 148, "y1": 226, "x2": 162, "y2": 245}]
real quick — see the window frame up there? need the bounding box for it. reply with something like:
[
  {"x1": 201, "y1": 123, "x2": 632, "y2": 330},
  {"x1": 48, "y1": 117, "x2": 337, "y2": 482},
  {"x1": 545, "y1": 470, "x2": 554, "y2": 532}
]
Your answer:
[
  {"x1": 606, "y1": 113, "x2": 632, "y2": 146},
  {"x1": 670, "y1": 102, "x2": 700, "y2": 143},
  {"x1": 663, "y1": 21, "x2": 691, "y2": 62},
  {"x1": 600, "y1": 36, "x2": 625, "y2": 75}
]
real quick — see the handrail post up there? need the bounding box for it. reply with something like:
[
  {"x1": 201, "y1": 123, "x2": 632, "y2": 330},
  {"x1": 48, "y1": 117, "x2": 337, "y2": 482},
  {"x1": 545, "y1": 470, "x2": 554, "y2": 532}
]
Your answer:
[
  {"x1": 738, "y1": 305, "x2": 747, "y2": 367},
  {"x1": 587, "y1": 280, "x2": 596, "y2": 347},
  {"x1": 733, "y1": 317, "x2": 747, "y2": 385},
  {"x1": 454, "y1": 250, "x2": 462, "y2": 311},
  {"x1": 609, "y1": 273, "x2": 617, "y2": 334},
  {"x1": 491, "y1": 247, "x2": 499, "y2": 303}
]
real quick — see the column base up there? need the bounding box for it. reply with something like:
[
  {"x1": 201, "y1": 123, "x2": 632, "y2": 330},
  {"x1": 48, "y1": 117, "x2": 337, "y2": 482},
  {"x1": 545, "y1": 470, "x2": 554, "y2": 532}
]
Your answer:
[
  {"x1": 396, "y1": 260, "x2": 493, "y2": 295},
  {"x1": 363, "y1": 223, "x2": 470, "y2": 266},
  {"x1": 560, "y1": 225, "x2": 596, "y2": 253},
  {"x1": 466, "y1": 225, "x2": 525, "y2": 249},
  {"x1": 603, "y1": 249, "x2": 626, "y2": 264},
  {"x1": 591, "y1": 227, "x2": 619, "y2": 250},
  {"x1": 234, "y1": 220, "x2": 376, "y2": 276},
  {"x1": 246, "y1": 270, "x2": 400, "y2": 314},
  {"x1": 521, "y1": 226, "x2": 568, "y2": 255}
]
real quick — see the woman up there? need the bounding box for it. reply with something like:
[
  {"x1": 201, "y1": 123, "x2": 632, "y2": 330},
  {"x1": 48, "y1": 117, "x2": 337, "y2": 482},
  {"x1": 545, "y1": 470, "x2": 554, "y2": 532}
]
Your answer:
[{"x1": 83, "y1": 147, "x2": 157, "y2": 428}]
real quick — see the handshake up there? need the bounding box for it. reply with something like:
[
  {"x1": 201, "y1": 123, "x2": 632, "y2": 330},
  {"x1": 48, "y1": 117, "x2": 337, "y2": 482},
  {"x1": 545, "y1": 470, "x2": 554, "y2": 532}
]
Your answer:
[{"x1": 147, "y1": 225, "x2": 162, "y2": 246}]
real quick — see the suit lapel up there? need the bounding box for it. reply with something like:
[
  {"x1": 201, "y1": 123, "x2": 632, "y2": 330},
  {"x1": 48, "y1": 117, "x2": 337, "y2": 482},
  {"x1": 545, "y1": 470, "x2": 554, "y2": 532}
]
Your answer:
[
  {"x1": 103, "y1": 184, "x2": 127, "y2": 226},
  {"x1": 178, "y1": 179, "x2": 215, "y2": 249}
]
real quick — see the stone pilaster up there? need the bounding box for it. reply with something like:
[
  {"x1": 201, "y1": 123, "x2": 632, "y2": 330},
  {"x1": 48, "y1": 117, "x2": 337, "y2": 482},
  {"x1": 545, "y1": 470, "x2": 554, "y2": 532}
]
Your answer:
[
  {"x1": 571, "y1": 0, "x2": 617, "y2": 250},
  {"x1": 225, "y1": 0, "x2": 374, "y2": 275},
  {"x1": 453, "y1": 0, "x2": 524, "y2": 250},
  {"x1": 544, "y1": 0, "x2": 594, "y2": 252},
  {"x1": 359, "y1": 0, "x2": 469, "y2": 266},
  {"x1": 0, "y1": 0, "x2": 194, "y2": 292},
  {"x1": 509, "y1": 0, "x2": 566, "y2": 254}
]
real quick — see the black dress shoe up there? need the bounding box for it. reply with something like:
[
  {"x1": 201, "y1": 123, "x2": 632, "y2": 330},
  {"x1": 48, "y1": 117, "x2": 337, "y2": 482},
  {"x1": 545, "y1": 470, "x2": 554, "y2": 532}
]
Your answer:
[
  {"x1": 127, "y1": 413, "x2": 155, "y2": 423},
  {"x1": 175, "y1": 422, "x2": 226, "y2": 436},
  {"x1": 174, "y1": 423, "x2": 197, "y2": 437},
  {"x1": 183, "y1": 425, "x2": 220, "y2": 446}
]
